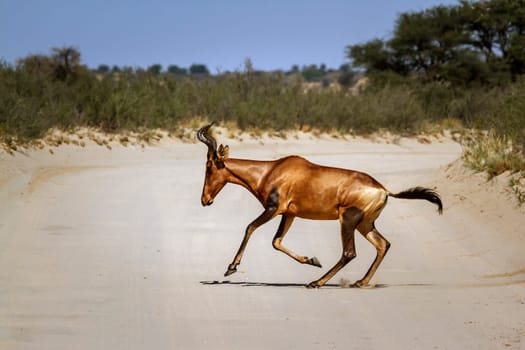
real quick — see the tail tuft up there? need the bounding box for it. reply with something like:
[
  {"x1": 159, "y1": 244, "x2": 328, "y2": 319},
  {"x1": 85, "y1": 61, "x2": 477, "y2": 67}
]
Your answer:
[{"x1": 390, "y1": 187, "x2": 443, "y2": 214}]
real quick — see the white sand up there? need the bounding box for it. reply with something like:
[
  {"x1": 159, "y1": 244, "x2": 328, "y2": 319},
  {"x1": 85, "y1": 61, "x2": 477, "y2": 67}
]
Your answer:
[{"x1": 1, "y1": 134, "x2": 524, "y2": 349}]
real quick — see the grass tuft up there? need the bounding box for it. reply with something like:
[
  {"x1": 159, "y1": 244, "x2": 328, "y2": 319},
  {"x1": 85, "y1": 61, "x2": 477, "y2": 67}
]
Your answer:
[{"x1": 462, "y1": 131, "x2": 525, "y2": 179}]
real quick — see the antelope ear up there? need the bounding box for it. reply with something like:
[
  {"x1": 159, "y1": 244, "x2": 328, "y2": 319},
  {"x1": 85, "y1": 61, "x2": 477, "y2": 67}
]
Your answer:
[{"x1": 217, "y1": 144, "x2": 229, "y2": 160}]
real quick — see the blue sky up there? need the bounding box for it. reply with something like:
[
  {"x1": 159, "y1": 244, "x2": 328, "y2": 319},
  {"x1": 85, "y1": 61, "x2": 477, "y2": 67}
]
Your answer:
[{"x1": 2, "y1": 0, "x2": 458, "y2": 72}]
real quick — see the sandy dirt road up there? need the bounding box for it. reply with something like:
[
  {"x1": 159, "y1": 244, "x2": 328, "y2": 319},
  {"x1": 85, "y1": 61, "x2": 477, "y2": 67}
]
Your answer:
[{"x1": 0, "y1": 136, "x2": 524, "y2": 349}]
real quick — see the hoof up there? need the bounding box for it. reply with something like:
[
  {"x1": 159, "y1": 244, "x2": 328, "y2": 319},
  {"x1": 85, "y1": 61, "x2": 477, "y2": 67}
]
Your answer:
[
  {"x1": 354, "y1": 280, "x2": 374, "y2": 289},
  {"x1": 224, "y1": 264, "x2": 237, "y2": 277},
  {"x1": 306, "y1": 281, "x2": 321, "y2": 289},
  {"x1": 309, "y1": 256, "x2": 322, "y2": 268}
]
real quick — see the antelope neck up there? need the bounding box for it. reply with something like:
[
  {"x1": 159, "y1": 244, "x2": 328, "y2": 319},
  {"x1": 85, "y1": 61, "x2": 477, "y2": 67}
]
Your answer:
[{"x1": 224, "y1": 158, "x2": 273, "y2": 198}]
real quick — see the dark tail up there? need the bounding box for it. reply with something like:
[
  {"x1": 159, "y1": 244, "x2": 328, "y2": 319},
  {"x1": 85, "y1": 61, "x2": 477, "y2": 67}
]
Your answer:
[{"x1": 389, "y1": 187, "x2": 443, "y2": 215}]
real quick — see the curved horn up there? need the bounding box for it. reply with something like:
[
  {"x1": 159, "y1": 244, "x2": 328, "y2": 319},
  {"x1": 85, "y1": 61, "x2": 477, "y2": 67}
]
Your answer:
[{"x1": 197, "y1": 122, "x2": 217, "y2": 155}]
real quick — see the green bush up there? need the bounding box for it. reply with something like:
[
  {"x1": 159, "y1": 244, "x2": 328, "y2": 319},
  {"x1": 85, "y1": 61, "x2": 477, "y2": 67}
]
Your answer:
[{"x1": 1, "y1": 56, "x2": 524, "y2": 151}]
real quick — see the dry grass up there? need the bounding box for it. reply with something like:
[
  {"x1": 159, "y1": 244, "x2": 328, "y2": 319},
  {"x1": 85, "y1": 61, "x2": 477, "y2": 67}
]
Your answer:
[
  {"x1": 462, "y1": 131, "x2": 525, "y2": 179},
  {"x1": 461, "y1": 130, "x2": 525, "y2": 205}
]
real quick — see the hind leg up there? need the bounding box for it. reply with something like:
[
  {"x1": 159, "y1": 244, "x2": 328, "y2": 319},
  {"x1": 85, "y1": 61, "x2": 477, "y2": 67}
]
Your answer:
[
  {"x1": 307, "y1": 207, "x2": 363, "y2": 288},
  {"x1": 354, "y1": 225, "x2": 390, "y2": 287}
]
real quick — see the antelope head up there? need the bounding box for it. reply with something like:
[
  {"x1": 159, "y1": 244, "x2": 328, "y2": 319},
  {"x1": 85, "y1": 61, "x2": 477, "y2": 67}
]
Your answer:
[{"x1": 197, "y1": 122, "x2": 230, "y2": 206}]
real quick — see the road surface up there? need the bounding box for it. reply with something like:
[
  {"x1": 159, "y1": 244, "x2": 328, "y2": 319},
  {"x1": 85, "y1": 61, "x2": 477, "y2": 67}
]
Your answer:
[{"x1": 1, "y1": 136, "x2": 524, "y2": 349}]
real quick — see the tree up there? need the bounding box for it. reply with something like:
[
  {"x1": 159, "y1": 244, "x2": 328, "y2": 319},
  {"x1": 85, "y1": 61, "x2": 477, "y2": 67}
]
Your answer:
[
  {"x1": 347, "y1": 0, "x2": 525, "y2": 85},
  {"x1": 16, "y1": 46, "x2": 84, "y2": 81},
  {"x1": 337, "y1": 64, "x2": 356, "y2": 87},
  {"x1": 339, "y1": 63, "x2": 352, "y2": 73},
  {"x1": 167, "y1": 64, "x2": 188, "y2": 76},
  {"x1": 388, "y1": 5, "x2": 470, "y2": 80},
  {"x1": 147, "y1": 64, "x2": 163, "y2": 75},
  {"x1": 460, "y1": 0, "x2": 525, "y2": 79},
  {"x1": 243, "y1": 57, "x2": 254, "y2": 73},
  {"x1": 16, "y1": 54, "x2": 54, "y2": 75},
  {"x1": 51, "y1": 46, "x2": 82, "y2": 80},
  {"x1": 347, "y1": 39, "x2": 395, "y2": 72},
  {"x1": 289, "y1": 64, "x2": 300, "y2": 75},
  {"x1": 301, "y1": 64, "x2": 325, "y2": 81},
  {"x1": 508, "y1": 34, "x2": 525, "y2": 77},
  {"x1": 189, "y1": 63, "x2": 210, "y2": 75},
  {"x1": 96, "y1": 64, "x2": 110, "y2": 74}
]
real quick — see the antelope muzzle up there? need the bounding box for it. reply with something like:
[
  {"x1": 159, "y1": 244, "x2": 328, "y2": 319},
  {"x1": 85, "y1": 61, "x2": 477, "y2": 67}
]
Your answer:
[{"x1": 201, "y1": 194, "x2": 214, "y2": 206}]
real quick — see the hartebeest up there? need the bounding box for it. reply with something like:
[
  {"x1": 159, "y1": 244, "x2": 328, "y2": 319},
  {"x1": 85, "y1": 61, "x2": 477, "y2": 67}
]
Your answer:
[{"x1": 197, "y1": 123, "x2": 442, "y2": 288}]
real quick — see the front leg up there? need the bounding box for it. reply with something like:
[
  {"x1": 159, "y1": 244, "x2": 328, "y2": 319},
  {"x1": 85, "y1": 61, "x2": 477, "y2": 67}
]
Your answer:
[
  {"x1": 224, "y1": 262, "x2": 239, "y2": 277},
  {"x1": 225, "y1": 190, "x2": 279, "y2": 276},
  {"x1": 272, "y1": 215, "x2": 323, "y2": 268}
]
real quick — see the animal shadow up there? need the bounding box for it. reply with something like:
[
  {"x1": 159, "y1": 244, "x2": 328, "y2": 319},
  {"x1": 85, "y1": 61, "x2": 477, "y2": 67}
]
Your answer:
[{"x1": 199, "y1": 280, "x2": 431, "y2": 289}]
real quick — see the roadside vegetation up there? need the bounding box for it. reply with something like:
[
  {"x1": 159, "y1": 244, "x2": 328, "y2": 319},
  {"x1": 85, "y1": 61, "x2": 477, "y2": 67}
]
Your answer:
[
  {"x1": 1, "y1": 0, "x2": 524, "y2": 202},
  {"x1": 346, "y1": 0, "x2": 525, "y2": 199}
]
